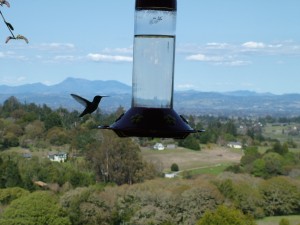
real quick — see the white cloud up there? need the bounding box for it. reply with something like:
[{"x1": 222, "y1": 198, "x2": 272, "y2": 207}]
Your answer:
[
  {"x1": 182, "y1": 40, "x2": 300, "y2": 66},
  {"x1": 186, "y1": 54, "x2": 223, "y2": 62},
  {"x1": 221, "y1": 60, "x2": 252, "y2": 66},
  {"x1": 206, "y1": 42, "x2": 230, "y2": 49},
  {"x1": 87, "y1": 53, "x2": 132, "y2": 62},
  {"x1": 39, "y1": 43, "x2": 75, "y2": 51},
  {"x1": 185, "y1": 53, "x2": 250, "y2": 66},
  {"x1": 0, "y1": 76, "x2": 27, "y2": 85},
  {"x1": 102, "y1": 47, "x2": 133, "y2": 54},
  {"x1": 242, "y1": 41, "x2": 265, "y2": 49},
  {"x1": 0, "y1": 50, "x2": 28, "y2": 61},
  {"x1": 54, "y1": 55, "x2": 78, "y2": 61}
]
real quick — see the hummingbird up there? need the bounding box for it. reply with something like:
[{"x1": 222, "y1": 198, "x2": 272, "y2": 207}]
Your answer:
[{"x1": 71, "y1": 94, "x2": 108, "y2": 117}]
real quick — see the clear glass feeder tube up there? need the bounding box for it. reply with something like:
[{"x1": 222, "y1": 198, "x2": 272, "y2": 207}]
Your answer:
[{"x1": 132, "y1": 1, "x2": 177, "y2": 108}]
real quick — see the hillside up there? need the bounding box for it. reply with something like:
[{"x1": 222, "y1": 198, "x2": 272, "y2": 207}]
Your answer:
[{"x1": 1, "y1": 77, "x2": 300, "y2": 116}]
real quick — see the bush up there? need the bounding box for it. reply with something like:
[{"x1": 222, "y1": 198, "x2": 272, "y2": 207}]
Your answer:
[{"x1": 171, "y1": 163, "x2": 179, "y2": 172}]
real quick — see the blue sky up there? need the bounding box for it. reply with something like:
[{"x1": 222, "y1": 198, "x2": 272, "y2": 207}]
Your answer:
[{"x1": 1, "y1": 0, "x2": 300, "y2": 94}]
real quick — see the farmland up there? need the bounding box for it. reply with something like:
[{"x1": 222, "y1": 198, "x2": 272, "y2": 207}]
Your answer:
[{"x1": 141, "y1": 145, "x2": 243, "y2": 174}]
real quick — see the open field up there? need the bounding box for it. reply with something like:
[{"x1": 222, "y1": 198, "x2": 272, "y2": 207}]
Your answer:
[
  {"x1": 256, "y1": 215, "x2": 300, "y2": 225},
  {"x1": 141, "y1": 145, "x2": 243, "y2": 172}
]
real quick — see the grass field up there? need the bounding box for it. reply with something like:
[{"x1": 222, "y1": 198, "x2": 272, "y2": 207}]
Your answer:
[
  {"x1": 141, "y1": 145, "x2": 243, "y2": 173},
  {"x1": 256, "y1": 215, "x2": 300, "y2": 225},
  {"x1": 180, "y1": 163, "x2": 233, "y2": 176}
]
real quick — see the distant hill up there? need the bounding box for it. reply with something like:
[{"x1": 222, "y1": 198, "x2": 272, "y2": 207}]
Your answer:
[
  {"x1": 1, "y1": 77, "x2": 300, "y2": 117},
  {"x1": 0, "y1": 77, "x2": 131, "y2": 95}
]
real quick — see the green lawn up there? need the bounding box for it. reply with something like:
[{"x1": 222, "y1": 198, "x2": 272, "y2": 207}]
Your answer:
[
  {"x1": 179, "y1": 163, "x2": 232, "y2": 176},
  {"x1": 256, "y1": 215, "x2": 300, "y2": 225}
]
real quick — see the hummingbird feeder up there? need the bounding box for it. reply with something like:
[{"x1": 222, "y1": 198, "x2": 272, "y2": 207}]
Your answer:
[{"x1": 101, "y1": 0, "x2": 197, "y2": 139}]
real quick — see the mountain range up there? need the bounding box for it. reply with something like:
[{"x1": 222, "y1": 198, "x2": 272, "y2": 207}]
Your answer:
[{"x1": 1, "y1": 77, "x2": 300, "y2": 117}]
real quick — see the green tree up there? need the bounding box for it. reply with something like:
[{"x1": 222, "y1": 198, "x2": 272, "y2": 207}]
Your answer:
[
  {"x1": 197, "y1": 205, "x2": 257, "y2": 225},
  {"x1": 216, "y1": 177, "x2": 265, "y2": 219},
  {"x1": 0, "y1": 159, "x2": 23, "y2": 188},
  {"x1": 44, "y1": 112, "x2": 63, "y2": 130},
  {"x1": 0, "y1": 191, "x2": 71, "y2": 225},
  {"x1": 171, "y1": 163, "x2": 179, "y2": 172},
  {"x1": 252, "y1": 158, "x2": 266, "y2": 177},
  {"x1": 1, "y1": 96, "x2": 21, "y2": 117},
  {"x1": 87, "y1": 131, "x2": 156, "y2": 185},
  {"x1": 60, "y1": 186, "x2": 112, "y2": 225},
  {"x1": 178, "y1": 135, "x2": 200, "y2": 150},
  {"x1": 260, "y1": 177, "x2": 300, "y2": 216},
  {"x1": 241, "y1": 146, "x2": 261, "y2": 167},
  {"x1": 272, "y1": 141, "x2": 289, "y2": 155},
  {"x1": 263, "y1": 152, "x2": 284, "y2": 177},
  {"x1": 0, "y1": 187, "x2": 29, "y2": 205},
  {"x1": 46, "y1": 127, "x2": 69, "y2": 146}
]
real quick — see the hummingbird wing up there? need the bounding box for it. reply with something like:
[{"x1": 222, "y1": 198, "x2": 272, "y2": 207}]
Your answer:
[{"x1": 71, "y1": 94, "x2": 90, "y2": 107}]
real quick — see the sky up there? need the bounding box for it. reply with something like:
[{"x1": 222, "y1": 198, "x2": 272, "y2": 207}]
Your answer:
[{"x1": 0, "y1": 0, "x2": 300, "y2": 94}]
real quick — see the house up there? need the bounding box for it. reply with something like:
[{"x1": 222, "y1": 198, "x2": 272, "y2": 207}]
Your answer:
[
  {"x1": 166, "y1": 144, "x2": 177, "y2": 149},
  {"x1": 165, "y1": 173, "x2": 176, "y2": 178},
  {"x1": 48, "y1": 152, "x2": 67, "y2": 162},
  {"x1": 153, "y1": 143, "x2": 165, "y2": 150},
  {"x1": 227, "y1": 142, "x2": 242, "y2": 149}
]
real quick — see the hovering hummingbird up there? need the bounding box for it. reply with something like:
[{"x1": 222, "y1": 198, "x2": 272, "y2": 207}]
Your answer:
[{"x1": 71, "y1": 94, "x2": 108, "y2": 117}]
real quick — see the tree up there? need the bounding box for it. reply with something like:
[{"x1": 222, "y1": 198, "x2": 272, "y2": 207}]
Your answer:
[
  {"x1": 216, "y1": 177, "x2": 265, "y2": 219},
  {"x1": 178, "y1": 135, "x2": 200, "y2": 150},
  {"x1": 44, "y1": 112, "x2": 63, "y2": 130},
  {"x1": 86, "y1": 131, "x2": 156, "y2": 185},
  {"x1": 241, "y1": 146, "x2": 261, "y2": 166},
  {"x1": 0, "y1": 191, "x2": 71, "y2": 225},
  {"x1": 46, "y1": 127, "x2": 69, "y2": 146},
  {"x1": 252, "y1": 159, "x2": 266, "y2": 177},
  {"x1": 0, "y1": 158, "x2": 23, "y2": 188},
  {"x1": 171, "y1": 163, "x2": 179, "y2": 172},
  {"x1": 197, "y1": 205, "x2": 257, "y2": 225},
  {"x1": 0, "y1": 187, "x2": 29, "y2": 205},
  {"x1": 272, "y1": 141, "x2": 289, "y2": 155},
  {"x1": 1, "y1": 96, "x2": 21, "y2": 117},
  {"x1": 179, "y1": 183, "x2": 224, "y2": 224},
  {"x1": 260, "y1": 177, "x2": 300, "y2": 216},
  {"x1": 262, "y1": 152, "x2": 284, "y2": 177}
]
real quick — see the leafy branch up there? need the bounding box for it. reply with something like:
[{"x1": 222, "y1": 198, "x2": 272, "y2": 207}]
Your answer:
[{"x1": 0, "y1": 0, "x2": 28, "y2": 44}]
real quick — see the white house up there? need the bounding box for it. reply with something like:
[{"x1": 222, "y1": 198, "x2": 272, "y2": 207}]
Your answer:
[
  {"x1": 153, "y1": 143, "x2": 165, "y2": 150},
  {"x1": 48, "y1": 152, "x2": 68, "y2": 162},
  {"x1": 165, "y1": 173, "x2": 176, "y2": 178},
  {"x1": 227, "y1": 142, "x2": 242, "y2": 149}
]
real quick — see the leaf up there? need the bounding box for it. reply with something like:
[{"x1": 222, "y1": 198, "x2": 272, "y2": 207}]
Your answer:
[{"x1": 5, "y1": 22, "x2": 14, "y2": 31}]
